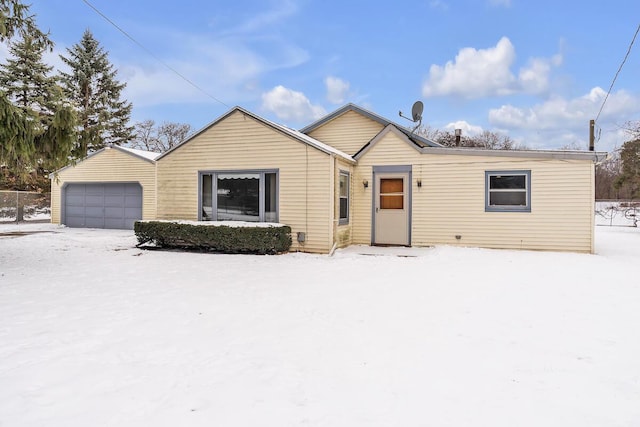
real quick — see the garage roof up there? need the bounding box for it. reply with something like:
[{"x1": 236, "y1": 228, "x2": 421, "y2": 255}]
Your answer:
[{"x1": 50, "y1": 145, "x2": 159, "y2": 178}]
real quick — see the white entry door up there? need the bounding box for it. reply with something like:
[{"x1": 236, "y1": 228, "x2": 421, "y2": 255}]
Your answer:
[{"x1": 374, "y1": 172, "x2": 410, "y2": 245}]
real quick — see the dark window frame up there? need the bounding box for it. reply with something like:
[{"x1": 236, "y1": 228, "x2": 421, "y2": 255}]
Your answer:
[
  {"x1": 198, "y1": 169, "x2": 279, "y2": 222},
  {"x1": 485, "y1": 170, "x2": 531, "y2": 212},
  {"x1": 339, "y1": 170, "x2": 350, "y2": 225}
]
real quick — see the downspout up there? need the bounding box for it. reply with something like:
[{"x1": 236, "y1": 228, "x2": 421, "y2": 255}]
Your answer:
[
  {"x1": 329, "y1": 154, "x2": 336, "y2": 253},
  {"x1": 329, "y1": 241, "x2": 338, "y2": 256}
]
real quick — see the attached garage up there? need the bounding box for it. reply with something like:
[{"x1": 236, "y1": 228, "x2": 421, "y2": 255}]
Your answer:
[
  {"x1": 63, "y1": 183, "x2": 143, "y2": 229},
  {"x1": 51, "y1": 146, "x2": 158, "y2": 230}
]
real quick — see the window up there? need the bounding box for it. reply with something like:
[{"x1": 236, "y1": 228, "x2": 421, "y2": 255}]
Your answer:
[
  {"x1": 339, "y1": 171, "x2": 349, "y2": 224},
  {"x1": 379, "y1": 178, "x2": 404, "y2": 209},
  {"x1": 485, "y1": 170, "x2": 531, "y2": 212},
  {"x1": 200, "y1": 170, "x2": 278, "y2": 222}
]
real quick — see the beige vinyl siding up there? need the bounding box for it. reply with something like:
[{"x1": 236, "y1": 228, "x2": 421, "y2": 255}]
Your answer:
[
  {"x1": 156, "y1": 110, "x2": 333, "y2": 253},
  {"x1": 354, "y1": 131, "x2": 596, "y2": 253},
  {"x1": 307, "y1": 110, "x2": 384, "y2": 156},
  {"x1": 50, "y1": 147, "x2": 157, "y2": 224},
  {"x1": 334, "y1": 158, "x2": 354, "y2": 248}
]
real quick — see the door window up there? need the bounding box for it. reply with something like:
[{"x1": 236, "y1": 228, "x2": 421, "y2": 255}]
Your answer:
[{"x1": 380, "y1": 178, "x2": 404, "y2": 209}]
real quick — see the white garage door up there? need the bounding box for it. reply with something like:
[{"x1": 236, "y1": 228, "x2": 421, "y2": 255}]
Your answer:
[{"x1": 63, "y1": 183, "x2": 142, "y2": 229}]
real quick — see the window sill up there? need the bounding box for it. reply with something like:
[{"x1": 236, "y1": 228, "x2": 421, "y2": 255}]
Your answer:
[{"x1": 485, "y1": 206, "x2": 531, "y2": 213}]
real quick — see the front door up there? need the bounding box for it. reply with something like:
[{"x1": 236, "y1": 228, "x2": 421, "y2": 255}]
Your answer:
[{"x1": 374, "y1": 172, "x2": 410, "y2": 245}]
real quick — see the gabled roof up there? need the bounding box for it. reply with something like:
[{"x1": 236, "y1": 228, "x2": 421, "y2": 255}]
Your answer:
[
  {"x1": 300, "y1": 103, "x2": 443, "y2": 149},
  {"x1": 50, "y1": 145, "x2": 158, "y2": 178},
  {"x1": 354, "y1": 125, "x2": 422, "y2": 159},
  {"x1": 156, "y1": 106, "x2": 355, "y2": 163}
]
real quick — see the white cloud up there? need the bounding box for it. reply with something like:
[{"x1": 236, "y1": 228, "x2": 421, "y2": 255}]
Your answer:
[
  {"x1": 422, "y1": 37, "x2": 561, "y2": 99},
  {"x1": 113, "y1": 29, "x2": 309, "y2": 109},
  {"x1": 488, "y1": 87, "x2": 640, "y2": 150},
  {"x1": 444, "y1": 120, "x2": 484, "y2": 136},
  {"x1": 518, "y1": 54, "x2": 562, "y2": 94},
  {"x1": 489, "y1": 87, "x2": 639, "y2": 130},
  {"x1": 117, "y1": 41, "x2": 270, "y2": 108},
  {"x1": 423, "y1": 37, "x2": 516, "y2": 98},
  {"x1": 325, "y1": 76, "x2": 350, "y2": 104},
  {"x1": 261, "y1": 85, "x2": 326, "y2": 122}
]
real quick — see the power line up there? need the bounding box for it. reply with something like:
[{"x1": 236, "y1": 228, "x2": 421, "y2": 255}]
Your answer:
[
  {"x1": 81, "y1": 0, "x2": 230, "y2": 108},
  {"x1": 594, "y1": 23, "x2": 640, "y2": 124}
]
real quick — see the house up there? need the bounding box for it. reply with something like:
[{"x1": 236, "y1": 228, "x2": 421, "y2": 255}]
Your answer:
[{"x1": 50, "y1": 104, "x2": 607, "y2": 253}]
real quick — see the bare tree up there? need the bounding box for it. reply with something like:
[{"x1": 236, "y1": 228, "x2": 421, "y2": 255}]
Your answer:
[
  {"x1": 156, "y1": 122, "x2": 191, "y2": 152},
  {"x1": 595, "y1": 152, "x2": 622, "y2": 199},
  {"x1": 414, "y1": 125, "x2": 443, "y2": 141},
  {"x1": 132, "y1": 119, "x2": 157, "y2": 151},
  {"x1": 623, "y1": 120, "x2": 640, "y2": 140},
  {"x1": 559, "y1": 142, "x2": 585, "y2": 151},
  {"x1": 416, "y1": 126, "x2": 523, "y2": 150},
  {"x1": 131, "y1": 120, "x2": 192, "y2": 153}
]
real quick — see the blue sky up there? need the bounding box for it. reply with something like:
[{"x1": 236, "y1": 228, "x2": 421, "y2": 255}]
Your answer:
[{"x1": 11, "y1": 0, "x2": 640, "y2": 151}]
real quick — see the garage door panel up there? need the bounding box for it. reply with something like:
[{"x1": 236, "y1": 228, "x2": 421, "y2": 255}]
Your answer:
[
  {"x1": 66, "y1": 206, "x2": 85, "y2": 216},
  {"x1": 104, "y1": 218, "x2": 124, "y2": 229},
  {"x1": 85, "y1": 206, "x2": 104, "y2": 217},
  {"x1": 66, "y1": 185, "x2": 84, "y2": 198},
  {"x1": 66, "y1": 195, "x2": 84, "y2": 206},
  {"x1": 124, "y1": 195, "x2": 142, "y2": 208},
  {"x1": 124, "y1": 206, "x2": 141, "y2": 218},
  {"x1": 86, "y1": 187, "x2": 104, "y2": 195},
  {"x1": 65, "y1": 215, "x2": 85, "y2": 228},
  {"x1": 105, "y1": 184, "x2": 124, "y2": 195},
  {"x1": 85, "y1": 217, "x2": 104, "y2": 228},
  {"x1": 85, "y1": 195, "x2": 105, "y2": 206},
  {"x1": 104, "y1": 195, "x2": 124, "y2": 206},
  {"x1": 105, "y1": 207, "x2": 124, "y2": 217},
  {"x1": 63, "y1": 183, "x2": 142, "y2": 230},
  {"x1": 124, "y1": 183, "x2": 140, "y2": 195}
]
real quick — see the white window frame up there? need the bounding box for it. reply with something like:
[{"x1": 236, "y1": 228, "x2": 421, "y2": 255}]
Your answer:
[{"x1": 485, "y1": 170, "x2": 531, "y2": 212}]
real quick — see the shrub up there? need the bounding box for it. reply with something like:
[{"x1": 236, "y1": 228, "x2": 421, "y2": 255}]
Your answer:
[{"x1": 134, "y1": 221, "x2": 292, "y2": 255}]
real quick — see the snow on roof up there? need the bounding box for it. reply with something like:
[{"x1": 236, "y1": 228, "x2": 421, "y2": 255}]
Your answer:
[{"x1": 116, "y1": 146, "x2": 161, "y2": 161}]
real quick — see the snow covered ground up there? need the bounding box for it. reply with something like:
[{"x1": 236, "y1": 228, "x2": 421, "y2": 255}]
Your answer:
[{"x1": 1, "y1": 223, "x2": 639, "y2": 427}]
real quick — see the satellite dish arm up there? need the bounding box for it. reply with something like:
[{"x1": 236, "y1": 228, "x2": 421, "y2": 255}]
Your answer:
[{"x1": 399, "y1": 111, "x2": 416, "y2": 122}]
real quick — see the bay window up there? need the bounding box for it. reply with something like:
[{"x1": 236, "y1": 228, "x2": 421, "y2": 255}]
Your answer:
[{"x1": 200, "y1": 170, "x2": 278, "y2": 222}]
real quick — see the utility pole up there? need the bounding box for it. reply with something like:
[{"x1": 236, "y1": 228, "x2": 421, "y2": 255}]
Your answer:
[{"x1": 589, "y1": 119, "x2": 595, "y2": 151}]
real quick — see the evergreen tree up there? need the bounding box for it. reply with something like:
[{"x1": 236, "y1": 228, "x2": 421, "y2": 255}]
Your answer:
[
  {"x1": 59, "y1": 29, "x2": 134, "y2": 158},
  {"x1": 0, "y1": 0, "x2": 52, "y2": 48},
  {"x1": 0, "y1": 0, "x2": 76, "y2": 189},
  {"x1": 0, "y1": 34, "x2": 58, "y2": 122},
  {"x1": 615, "y1": 139, "x2": 640, "y2": 199},
  {"x1": 0, "y1": 93, "x2": 34, "y2": 180}
]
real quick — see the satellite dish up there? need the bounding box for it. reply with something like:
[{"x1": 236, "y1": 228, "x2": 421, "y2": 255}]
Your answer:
[
  {"x1": 411, "y1": 101, "x2": 424, "y2": 122},
  {"x1": 398, "y1": 100, "x2": 424, "y2": 136},
  {"x1": 399, "y1": 101, "x2": 424, "y2": 124}
]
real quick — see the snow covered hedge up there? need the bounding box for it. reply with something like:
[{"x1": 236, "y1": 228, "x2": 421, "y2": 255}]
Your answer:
[{"x1": 134, "y1": 221, "x2": 292, "y2": 254}]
